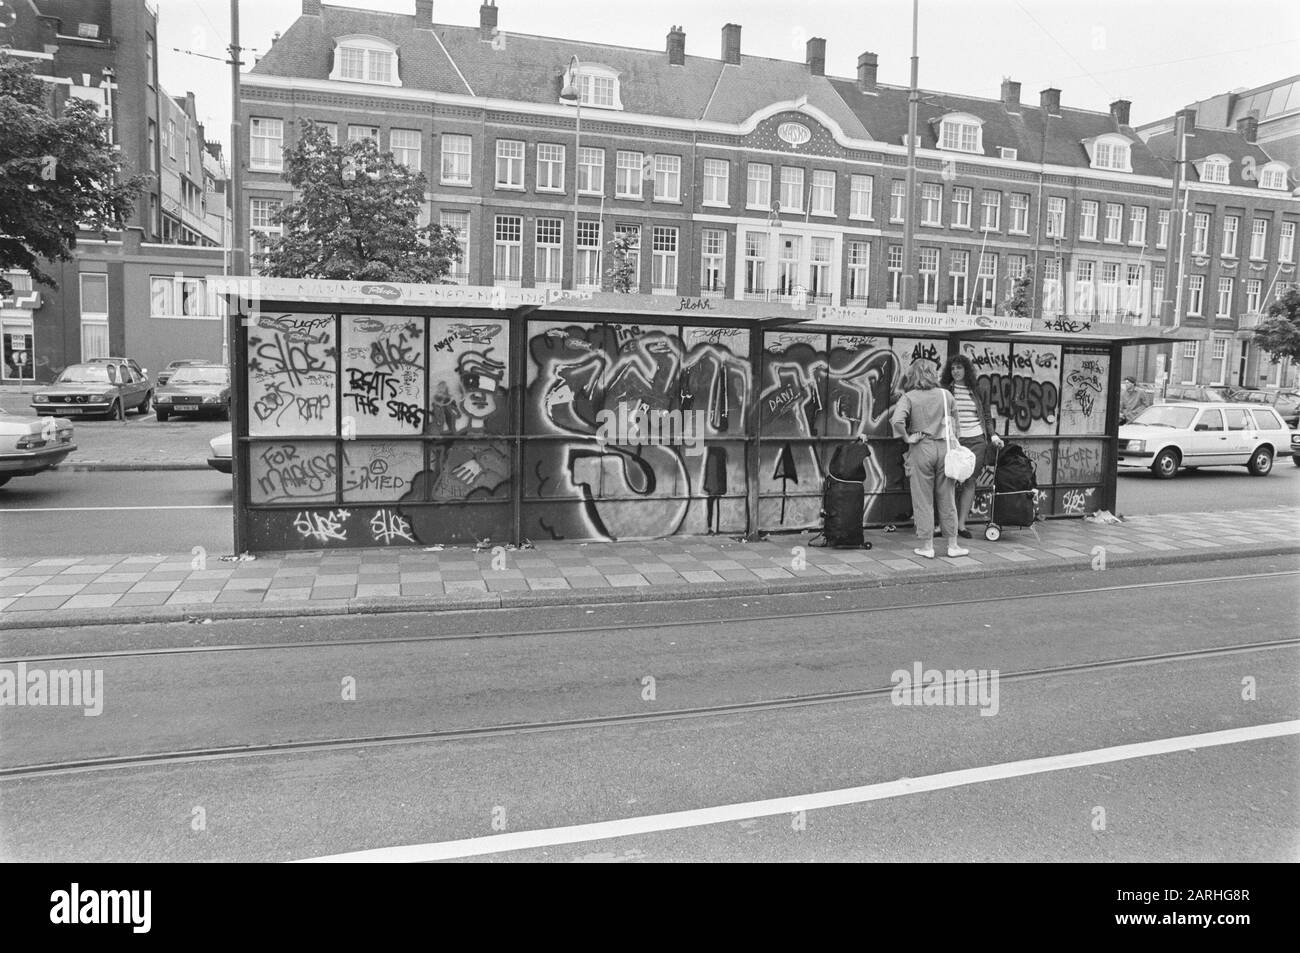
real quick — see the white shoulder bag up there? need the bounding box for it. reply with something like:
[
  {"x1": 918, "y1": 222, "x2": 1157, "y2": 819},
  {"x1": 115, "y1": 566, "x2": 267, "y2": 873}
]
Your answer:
[{"x1": 942, "y1": 390, "x2": 977, "y2": 482}]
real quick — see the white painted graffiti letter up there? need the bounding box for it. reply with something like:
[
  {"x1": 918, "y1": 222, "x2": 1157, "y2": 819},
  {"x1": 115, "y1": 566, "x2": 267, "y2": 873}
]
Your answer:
[
  {"x1": 370, "y1": 508, "x2": 414, "y2": 545},
  {"x1": 294, "y1": 509, "x2": 351, "y2": 544}
]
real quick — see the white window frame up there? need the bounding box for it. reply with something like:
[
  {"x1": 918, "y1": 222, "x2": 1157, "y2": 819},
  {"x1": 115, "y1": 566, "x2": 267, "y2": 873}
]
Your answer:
[
  {"x1": 938, "y1": 114, "x2": 983, "y2": 153},
  {"x1": 921, "y1": 184, "x2": 943, "y2": 226},
  {"x1": 389, "y1": 129, "x2": 421, "y2": 171},
  {"x1": 536, "y1": 143, "x2": 565, "y2": 193},
  {"x1": 1246, "y1": 279, "x2": 1263, "y2": 314},
  {"x1": 653, "y1": 154, "x2": 681, "y2": 203},
  {"x1": 1046, "y1": 197, "x2": 1067, "y2": 238},
  {"x1": 744, "y1": 231, "x2": 769, "y2": 295},
  {"x1": 811, "y1": 170, "x2": 836, "y2": 216},
  {"x1": 496, "y1": 139, "x2": 525, "y2": 190},
  {"x1": 702, "y1": 158, "x2": 729, "y2": 207},
  {"x1": 493, "y1": 215, "x2": 523, "y2": 286},
  {"x1": 1258, "y1": 162, "x2": 1289, "y2": 191},
  {"x1": 576, "y1": 221, "x2": 602, "y2": 290},
  {"x1": 1187, "y1": 275, "x2": 1204, "y2": 316},
  {"x1": 534, "y1": 218, "x2": 564, "y2": 289},
  {"x1": 1099, "y1": 262, "x2": 1120, "y2": 319},
  {"x1": 747, "y1": 163, "x2": 772, "y2": 210},
  {"x1": 439, "y1": 211, "x2": 470, "y2": 283},
  {"x1": 980, "y1": 191, "x2": 1001, "y2": 232},
  {"x1": 1179, "y1": 341, "x2": 1200, "y2": 384},
  {"x1": 1104, "y1": 203, "x2": 1123, "y2": 243},
  {"x1": 330, "y1": 35, "x2": 400, "y2": 87},
  {"x1": 1250, "y1": 219, "x2": 1268, "y2": 259},
  {"x1": 1192, "y1": 213, "x2": 1210, "y2": 256},
  {"x1": 1198, "y1": 155, "x2": 1230, "y2": 184},
  {"x1": 849, "y1": 175, "x2": 873, "y2": 221},
  {"x1": 578, "y1": 147, "x2": 605, "y2": 196},
  {"x1": 650, "y1": 226, "x2": 678, "y2": 294},
  {"x1": 1221, "y1": 216, "x2": 1239, "y2": 258},
  {"x1": 347, "y1": 125, "x2": 378, "y2": 144},
  {"x1": 249, "y1": 117, "x2": 283, "y2": 172},
  {"x1": 974, "y1": 252, "x2": 997, "y2": 310},
  {"x1": 1217, "y1": 277, "x2": 1233, "y2": 317},
  {"x1": 440, "y1": 134, "x2": 472, "y2": 186},
  {"x1": 918, "y1": 248, "x2": 939, "y2": 305},
  {"x1": 1079, "y1": 201, "x2": 1098, "y2": 241},
  {"x1": 1279, "y1": 222, "x2": 1296, "y2": 264},
  {"x1": 1074, "y1": 260, "x2": 1095, "y2": 314},
  {"x1": 890, "y1": 180, "x2": 907, "y2": 224},
  {"x1": 846, "y1": 241, "x2": 870, "y2": 303},
  {"x1": 1009, "y1": 193, "x2": 1029, "y2": 234},
  {"x1": 1210, "y1": 337, "x2": 1229, "y2": 385},
  {"x1": 1043, "y1": 257, "x2": 1063, "y2": 314},
  {"x1": 1128, "y1": 206, "x2": 1148, "y2": 246},
  {"x1": 614, "y1": 223, "x2": 642, "y2": 289},
  {"x1": 887, "y1": 245, "x2": 903, "y2": 303},
  {"x1": 617, "y1": 151, "x2": 645, "y2": 200},
  {"x1": 149, "y1": 275, "x2": 224, "y2": 320},
  {"x1": 1089, "y1": 135, "x2": 1133, "y2": 172},
  {"x1": 1124, "y1": 264, "x2": 1145, "y2": 318},
  {"x1": 951, "y1": 187, "x2": 972, "y2": 229},
  {"x1": 780, "y1": 167, "x2": 805, "y2": 214},
  {"x1": 565, "y1": 64, "x2": 623, "y2": 110},
  {"x1": 701, "y1": 229, "x2": 726, "y2": 297},
  {"x1": 1157, "y1": 209, "x2": 1170, "y2": 249}
]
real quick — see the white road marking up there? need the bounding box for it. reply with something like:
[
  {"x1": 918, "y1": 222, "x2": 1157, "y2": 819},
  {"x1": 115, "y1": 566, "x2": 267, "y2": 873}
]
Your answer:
[
  {"x1": 296, "y1": 720, "x2": 1300, "y2": 863},
  {"x1": 0, "y1": 505, "x2": 230, "y2": 513}
]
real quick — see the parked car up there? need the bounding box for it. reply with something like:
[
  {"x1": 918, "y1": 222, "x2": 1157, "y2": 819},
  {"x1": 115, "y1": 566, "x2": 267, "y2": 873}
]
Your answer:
[
  {"x1": 1230, "y1": 387, "x2": 1300, "y2": 428},
  {"x1": 207, "y1": 431, "x2": 232, "y2": 474},
  {"x1": 1161, "y1": 384, "x2": 1234, "y2": 403},
  {"x1": 30, "y1": 360, "x2": 153, "y2": 420},
  {"x1": 0, "y1": 408, "x2": 75, "y2": 487},
  {"x1": 156, "y1": 359, "x2": 213, "y2": 387},
  {"x1": 1117, "y1": 402, "x2": 1293, "y2": 479},
  {"x1": 1293, "y1": 431, "x2": 1300, "y2": 469},
  {"x1": 156, "y1": 364, "x2": 230, "y2": 421}
]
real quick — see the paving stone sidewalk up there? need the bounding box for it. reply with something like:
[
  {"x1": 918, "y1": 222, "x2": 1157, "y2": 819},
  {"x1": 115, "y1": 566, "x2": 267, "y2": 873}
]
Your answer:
[{"x1": 2, "y1": 506, "x2": 1296, "y2": 630}]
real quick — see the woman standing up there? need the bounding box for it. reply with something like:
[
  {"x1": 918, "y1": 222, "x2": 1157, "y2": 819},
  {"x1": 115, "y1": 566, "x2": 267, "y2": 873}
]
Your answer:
[
  {"x1": 941, "y1": 355, "x2": 1003, "y2": 538},
  {"x1": 890, "y1": 360, "x2": 968, "y2": 559}
]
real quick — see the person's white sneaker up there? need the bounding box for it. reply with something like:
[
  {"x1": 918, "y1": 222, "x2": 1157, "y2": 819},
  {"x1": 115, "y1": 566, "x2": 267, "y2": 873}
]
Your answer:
[
  {"x1": 913, "y1": 546, "x2": 935, "y2": 559},
  {"x1": 947, "y1": 543, "x2": 970, "y2": 557}
]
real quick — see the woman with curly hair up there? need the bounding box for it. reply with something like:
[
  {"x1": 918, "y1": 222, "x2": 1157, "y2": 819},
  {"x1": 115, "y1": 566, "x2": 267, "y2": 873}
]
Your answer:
[
  {"x1": 941, "y1": 354, "x2": 1003, "y2": 538},
  {"x1": 890, "y1": 359, "x2": 967, "y2": 559}
]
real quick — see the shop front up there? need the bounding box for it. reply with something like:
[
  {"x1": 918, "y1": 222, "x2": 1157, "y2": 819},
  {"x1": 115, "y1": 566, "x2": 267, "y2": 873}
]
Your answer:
[{"x1": 216, "y1": 279, "x2": 1185, "y2": 553}]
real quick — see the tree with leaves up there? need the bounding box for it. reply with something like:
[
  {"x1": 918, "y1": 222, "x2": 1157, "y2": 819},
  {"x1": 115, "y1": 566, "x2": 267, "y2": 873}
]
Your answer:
[
  {"x1": 606, "y1": 233, "x2": 638, "y2": 293},
  {"x1": 260, "y1": 119, "x2": 460, "y2": 281},
  {"x1": 1001, "y1": 266, "x2": 1034, "y2": 318},
  {"x1": 0, "y1": 55, "x2": 144, "y2": 296},
  {"x1": 1252, "y1": 287, "x2": 1300, "y2": 364}
]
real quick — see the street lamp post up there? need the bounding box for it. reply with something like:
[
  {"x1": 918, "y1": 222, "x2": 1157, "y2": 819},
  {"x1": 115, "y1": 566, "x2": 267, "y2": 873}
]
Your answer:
[{"x1": 560, "y1": 56, "x2": 582, "y2": 290}]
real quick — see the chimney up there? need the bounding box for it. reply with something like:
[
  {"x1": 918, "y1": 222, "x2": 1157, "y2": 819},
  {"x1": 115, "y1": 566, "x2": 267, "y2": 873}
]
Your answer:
[
  {"x1": 416, "y1": 0, "x2": 433, "y2": 24},
  {"x1": 1109, "y1": 99, "x2": 1131, "y2": 127},
  {"x1": 1237, "y1": 112, "x2": 1258, "y2": 143},
  {"x1": 666, "y1": 25, "x2": 685, "y2": 66},
  {"x1": 721, "y1": 23, "x2": 741, "y2": 65},
  {"x1": 1039, "y1": 87, "x2": 1061, "y2": 115},
  {"x1": 1001, "y1": 78, "x2": 1020, "y2": 109},
  {"x1": 479, "y1": 1, "x2": 497, "y2": 40},
  {"x1": 1177, "y1": 106, "x2": 1197, "y2": 131},
  {"x1": 857, "y1": 52, "x2": 878, "y2": 91},
  {"x1": 302, "y1": 0, "x2": 321, "y2": 15},
  {"x1": 806, "y1": 37, "x2": 826, "y2": 76}
]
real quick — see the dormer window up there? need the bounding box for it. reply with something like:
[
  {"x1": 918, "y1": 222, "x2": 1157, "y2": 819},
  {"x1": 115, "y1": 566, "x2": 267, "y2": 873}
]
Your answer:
[
  {"x1": 938, "y1": 114, "x2": 983, "y2": 154},
  {"x1": 1259, "y1": 162, "x2": 1290, "y2": 191},
  {"x1": 1086, "y1": 134, "x2": 1132, "y2": 172},
  {"x1": 330, "y1": 35, "x2": 400, "y2": 87},
  {"x1": 560, "y1": 62, "x2": 623, "y2": 110},
  {"x1": 1198, "y1": 154, "x2": 1230, "y2": 184}
]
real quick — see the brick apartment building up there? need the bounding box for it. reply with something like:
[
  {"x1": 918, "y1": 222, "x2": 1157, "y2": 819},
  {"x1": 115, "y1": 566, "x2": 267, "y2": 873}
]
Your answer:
[
  {"x1": 0, "y1": 0, "x2": 229, "y2": 385},
  {"x1": 235, "y1": 2, "x2": 1298, "y2": 391}
]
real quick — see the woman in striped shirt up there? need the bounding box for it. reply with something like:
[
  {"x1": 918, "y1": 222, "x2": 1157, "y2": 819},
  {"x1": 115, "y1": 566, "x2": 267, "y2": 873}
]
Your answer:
[{"x1": 941, "y1": 355, "x2": 1003, "y2": 539}]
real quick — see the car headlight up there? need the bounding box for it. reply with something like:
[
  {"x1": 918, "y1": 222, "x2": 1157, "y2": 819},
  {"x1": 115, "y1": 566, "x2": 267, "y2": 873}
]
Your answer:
[
  {"x1": 101, "y1": 392, "x2": 116, "y2": 400},
  {"x1": 1126, "y1": 440, "x2": 1145, "y2": 453},
  {"x1": 203, "y1": 395, "x2": 222, "y2": 403}
]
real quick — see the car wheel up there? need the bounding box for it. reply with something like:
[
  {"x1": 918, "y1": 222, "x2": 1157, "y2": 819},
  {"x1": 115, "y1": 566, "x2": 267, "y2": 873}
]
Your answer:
[
  {"x1": 110, "y1": 400, "x2": 124, "y2": 421},
  {"x1": 136, "y1": 391, "x2": 152, "y2": 415},
  {"x1": 156, "y1": 408, "x2": 169, "y2": 422},
  {"x1": 1292, "y1": 455, "x2": 1300, "y2": 468},
  {"x1": 1247, "y1": 446, "x2": 1274, "y2": 477},
  {"x1": 1151, "y1": 448, "x2": 1180, "y2": 479}
]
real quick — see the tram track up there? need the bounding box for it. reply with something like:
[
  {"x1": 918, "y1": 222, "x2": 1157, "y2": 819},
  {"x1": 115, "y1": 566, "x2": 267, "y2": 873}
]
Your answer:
[
  {"x1": 4, "y1": 568, "x2": 1295, "y2": 665},
  {"x1": 3, "y1": 635, "x2": 1296, "y2": 780}
]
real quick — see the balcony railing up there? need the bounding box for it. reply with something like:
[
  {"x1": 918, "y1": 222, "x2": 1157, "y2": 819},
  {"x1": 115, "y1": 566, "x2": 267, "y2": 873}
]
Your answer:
[{"x1": 1238, "y1": 312, "x2": 1264, "y2": 330}]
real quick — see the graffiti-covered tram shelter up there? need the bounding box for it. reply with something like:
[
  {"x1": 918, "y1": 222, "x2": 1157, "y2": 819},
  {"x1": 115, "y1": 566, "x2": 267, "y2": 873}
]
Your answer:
[{"x1": 217, "y1": 278, "x2": 1185, "y2": 552}]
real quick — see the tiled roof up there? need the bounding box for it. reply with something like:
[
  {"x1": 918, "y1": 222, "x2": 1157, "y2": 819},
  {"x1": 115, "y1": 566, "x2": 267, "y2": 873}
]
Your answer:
[
  {"x1": 252, "y1": 5, "x2": 471, "y2": 96},
  {"x1": 250, "y1": 3, "x2": 1169, "y2": 176},
  {"x1": 433, "y1": 24, "x2": 723, "y2": 121},
  {"x1": 1144, "y1": 126, "x2": 1277, "y2": 188}
]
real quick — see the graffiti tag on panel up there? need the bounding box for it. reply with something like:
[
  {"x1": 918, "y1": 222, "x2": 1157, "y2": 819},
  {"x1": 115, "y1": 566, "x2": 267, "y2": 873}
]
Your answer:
[
  {"x1": 1059, "y1": 352, "x2": 1110, "y2": 436},
  {"x1": 1056, "y1": 439, "x2": 1106, "y2": 485},
  {"x1": 428, "y1": 318, "x2": 509, "y2": 435},
  {"x1": 342, "y1": 316, "x2": 426, "y2": 435},
  {"x1": 341, "y1": 441, "x2": 423, "y2": 503},
  {"x1": 248, "y1": 314, "x2": 337, "y2": 436},
  {"x1": 251, "y1": 442, "x2": 337, "y2": 505},
  {"x1": 962, "y1": 341, "x2": 1060, "y2": 436}
]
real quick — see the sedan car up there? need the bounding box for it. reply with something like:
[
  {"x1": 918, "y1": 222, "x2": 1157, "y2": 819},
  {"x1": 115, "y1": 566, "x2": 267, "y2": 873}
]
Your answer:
[
  {"x1": 1117, "y1": 402, "x2": 1293, "y2": 479},
  {"x1": 1231, "y1": 387, "x2": 1300, "y2": 428},
  {"x1": 31, "y1": 361, "x2": 153, "y2": 420},
  {"x1": 155, "y1": 364, "x2": 230, "y2": 421},
  {"x1": 0, "y1": 408, "x2": 75, "y2": 487},
  {"x1": 1161, "y1": 384, "x2": 1234, "y2": 403},
  {"x1": 207, "y1": 431, "x2": 232, "y2": 474},
  {"x1": 156, "y1": 359, "x2": 213, "y2": 387}
]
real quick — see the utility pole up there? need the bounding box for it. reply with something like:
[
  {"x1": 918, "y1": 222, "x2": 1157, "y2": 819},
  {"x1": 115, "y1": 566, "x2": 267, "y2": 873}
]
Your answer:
[
  {"x1": 1161, "y1": 109, "x2": 1189, "y2": 329},
  {"x1": 900, "y1": 0, "x2": 920, "y2": 310},
  {"x1": 229, "y1": 0, "x2": 246, "y2": 278}
]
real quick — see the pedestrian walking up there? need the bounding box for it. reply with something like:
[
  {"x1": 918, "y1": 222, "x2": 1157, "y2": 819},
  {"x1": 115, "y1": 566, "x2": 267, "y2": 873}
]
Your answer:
[
  {"x1": 1119, "y1": 376, "x2": 1150, "y2": 425},
  {"x1": 941, "y1": 354, "x2": 1003, "y2": 539},
  {"x1": 890, "y1": 359, "x2": 968, "y2": 559}
]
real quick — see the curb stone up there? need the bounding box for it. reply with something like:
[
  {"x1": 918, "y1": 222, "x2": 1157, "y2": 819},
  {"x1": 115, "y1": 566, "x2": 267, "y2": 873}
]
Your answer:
[{"x1": 3, "y1": 542, "x2": 1297, "y2": 633}]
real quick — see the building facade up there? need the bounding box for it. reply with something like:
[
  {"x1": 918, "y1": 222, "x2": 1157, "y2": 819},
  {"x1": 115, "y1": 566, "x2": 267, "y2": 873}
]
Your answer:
[{"x1": 0, "y1": 0, "x2": 229, "y2": 384}]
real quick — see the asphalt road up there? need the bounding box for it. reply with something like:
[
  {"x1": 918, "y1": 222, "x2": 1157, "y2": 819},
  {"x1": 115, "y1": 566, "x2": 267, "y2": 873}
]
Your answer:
[
  {"x1": 1, "y1": 555, "x2": 1296, "y2": 862},
  {"x1": 2, "y1": 463, "x2": 1298, "y2": 560}
]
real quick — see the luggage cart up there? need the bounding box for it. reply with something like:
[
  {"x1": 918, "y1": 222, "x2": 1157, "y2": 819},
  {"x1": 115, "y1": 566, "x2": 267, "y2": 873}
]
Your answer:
[{"x1": 972, "y1": 442, "x2": 1038, "y2": 541}]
